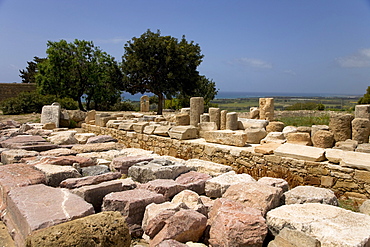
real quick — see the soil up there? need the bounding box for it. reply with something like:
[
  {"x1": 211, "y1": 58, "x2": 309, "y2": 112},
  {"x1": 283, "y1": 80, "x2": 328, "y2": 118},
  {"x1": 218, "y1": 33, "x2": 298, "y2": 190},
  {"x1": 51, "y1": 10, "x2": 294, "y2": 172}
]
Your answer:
[{"x1": 0, "y1": 111, "x2": 41, "y2": 124}]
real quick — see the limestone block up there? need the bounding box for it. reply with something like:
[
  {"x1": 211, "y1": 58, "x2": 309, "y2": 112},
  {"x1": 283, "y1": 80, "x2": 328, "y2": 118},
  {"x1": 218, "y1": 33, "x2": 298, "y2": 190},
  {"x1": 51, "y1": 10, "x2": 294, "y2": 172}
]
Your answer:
[
  {"x1": 259, "y1": 98, "x2": 274, "y2": 120},
  {"x1": 208, "y1": 198, "x2": 267, "y2": 247},
  {"x1": 47, "y1": 131, "x2": 78, "y2": 145},
  {"x1": 143, "y1": 124, "x2": 161, "y2": 135},
  {"x1": 226, "y1": 112, "x2": 238, "y2": 130},
  {"x1": 360, "y1": 200, "x2": 370, "y2": 215},
  {"x1": 185, "y1": 159, "x2": 233, "y2": 177},
  {"x1": 334, "y1": 139, "x2": 358, "y2": 151},
  {"x1": 222, "y1": 181, "x2": 283, "y2": 216},
  {"x1": 267, "y1": 228, "x2": 320, "y2": 247},
  {"x1": 72, "y1": 178, "x2": 136, "y2": 212},
  {"x1": 238, "y1": 118, "x2": 269, "y2": 130},
  {"x1": 181, "y1": 108, "x2": 191, "y2": 114},
  {"x1": 25, "y1": 211, "x2": 130, "y2": 247},
  {"x1": 266, "y1": 203, "x2": 370, "y2": 246},
  {"x1": 356, "y1": 143, "x2": 370, "y2": 153},
  {"x1": 60, "y1": 172, "x2": 122, "y2": 189},
  {"x1": 59, "y1": 110, "x2": 70, "y2": 127},
  {"x1": 284, "y1": 186, "x2": 338, "y2": 205},
  {"x1": 352, "y1": 118, "x2": 370, "y2": 144},
  {"x1": 324, "y1": 148, "x2": 344, "y2": 163},
  {"x1": 311, "y1": 124, "x2": 329, "y2": 137},
  {"x1": 34, "y1": 164, "x2": 81, "y2": 187},
  {"x1": 150, "y1": 209, "x2": 207, "y2": 247},
  {"x1": 33, "y1": 155, "x2": 96, "y2": 167},
  {"x1": 118, "y1": 121, "x2": 135, "y2": 131},
  {"x1": 261, "y1": 132, "x2": 286, "y2": 144},
  {"x1": 286, "y1": 132, "x2": 312, "y2": 146},
  {"x1": 158, "y1": 240, "x2": 188, "y2": 247},
  {"x1": 95, "y1": 114, "x2": 116, "y2": 127},
  {"x1": 86, "y1": 135, "x2": 117, "y2": 144},
  {"x1": 171, "y1": 190, "x2": 207, "y2": 215},
  {"x1": 169, "y1": 126, "x2": 198, "y2": 140},
  {"x1": 220, "y1": 110, "x2": 228, "y2": 130},
  {"x1": 42, "y1": 122, "x2": 56, "y2": 130},
  {"x1": 111, "y1": 155, "x2": 153, "y2": 174},
  {"x1": 198, "y1": 122, "x2": 217, "y2": 138},
  {"x1": 355, "y1": 104, "x2": 370, "y2": 119},
  {"x1": 249, "y1": 107, "x2": 260, "y2": 119},
  {"x1": 140, "y1": 95, "x2": 150, "y2": 112},
  {"x1": 257, "y1": 177, "x2": 289, "y2": 193},
  {"x1": 329, "y1": 113, "x2": 354, "y2": 142},
  {"x1": 209, "y1": 108, "x2": 221, "y2": 129},
  {"x1": 190, "y1": 97, "x2": 204, "y2": 126},
  {"x1": 274, "y1": 143, "x2": 326, "y2": 162},
  {"x1": 340, "y1": 151, "x2": 370, "y2": 171},
  {"x1": 266, "y1": 121, "x2": 284, "y2": 132},
  {"x1": 81, "y1": 164, "x2": 110, "y2": 176},
  {"x1": 175, "y1": 113, "x2": 190, "y2": 126},
  {"x1": 312, "y1": 130, "x2": 334, "y2": 148},
  {"x1": 85, "y1": 110, "x2": 96, "y2": 123},
  {"x1": 71, "y1": 142, "x2": 124, "y2": 153},
  {"x1": 254, "y1": 143, "x2": 282, "y2": 155},
  {"x1": 297, "y1": 126, "x2": 312, "y2": 134},
  {"x1": 205, "y1": 171, "x2": 256, "y2": 198},
  {"x1": 40, "y1": 103, "x2": 61, "y2": 128},
  {"x1": 1, "y1": 149, "x2": 39, "y2": 165},
  {"x1": 102, "y1": 189, "x2": 166, "y2": 236},
  {"x1": 204, "y1": 130, "x2": 247, "y2": 147},
  {"x1": 200, "y1": 113, "x2": 210, "y2": 123},
  {"x1": 40, "y1": 148, "x2": 78, "y2": 157},
  {"x1": 133, "y1": 122, "x2": 149, "y2": 134},
  {"x1": 2, "y1": 184, "x2": 94, "y2": 246},
  {"x1": 128, "y1": 159, "x2": 190, "y2": 183},
  {"x1": 106, "y1": 119, "x2": 124, "y2": 129},
  {"x1": 153, "y1": 126, "x2": 172, "y2": 136},
  {"x1": 139, "y1": 179, "x2": 186, "y2": 199},
  {"x1": 282, "y1": 126, "x2": 297, "y2": 137},
  {"x1": 245, "y1": 127, "x2": 267, "y2": 144},
  {"x1": 175, "y1": 171, "x2": 212, "y2": 195}
]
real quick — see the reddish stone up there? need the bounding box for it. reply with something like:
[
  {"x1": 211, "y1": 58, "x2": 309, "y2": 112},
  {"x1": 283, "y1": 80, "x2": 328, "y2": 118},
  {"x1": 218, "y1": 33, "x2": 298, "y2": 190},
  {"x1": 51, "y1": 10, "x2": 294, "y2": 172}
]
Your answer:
[
  {"x1": 60, "y1": 172, "x2": 122, "y2": 189},
  {"x1": 40, "y1": 148, "x2": 78, "y2": 157},
  {"x1": 1, "y1": 149, "x2": 39, "y2": 165},
  {"x1": 0, "y1": 164, "x2": 46, "y2": 212},
  {"x1": 86, "y1": 135, "x2": 118, "y2": 144},
  {"x1": 139, "y1": 179, "x2": 186, "y2": 199},
  {"x1": 31, "y1": 156, "x2": 96, "y2": 167},
  {"x1": 145, "y1": 209, "x2": 176, "y2": 238},
  {"x1": 156, "y1": 239, "x2": 188, "y2": 247},
  {"x1": 110, "y1": 155, "x2": 153, "y2": 174},
  {"x1": 175, "y1": 171, "x2": 212, "y2": 195},
  {"x1": 0, "y1": 135, "x2": 47, "y2": 149}
]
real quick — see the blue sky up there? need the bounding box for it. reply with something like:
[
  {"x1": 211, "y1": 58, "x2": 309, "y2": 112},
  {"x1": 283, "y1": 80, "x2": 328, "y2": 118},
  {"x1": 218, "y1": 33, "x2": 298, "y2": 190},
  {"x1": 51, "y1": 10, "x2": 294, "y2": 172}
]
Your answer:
[{"x1": 1, "y1": 0, "x2": 370, "y2": 95}]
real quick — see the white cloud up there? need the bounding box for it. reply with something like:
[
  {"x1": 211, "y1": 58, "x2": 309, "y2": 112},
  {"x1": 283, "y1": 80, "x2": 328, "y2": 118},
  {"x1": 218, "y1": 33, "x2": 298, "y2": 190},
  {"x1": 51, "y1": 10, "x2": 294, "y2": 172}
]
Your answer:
[
  {"x1": 231, "y1": 57, "x2": 273, "y2": 69},
  {"x1": 336, "y1": 48, "x2": 370, "y2": 68},
  {"x1": 97, "y1": 37, "x2": 128, "y2": 44}
]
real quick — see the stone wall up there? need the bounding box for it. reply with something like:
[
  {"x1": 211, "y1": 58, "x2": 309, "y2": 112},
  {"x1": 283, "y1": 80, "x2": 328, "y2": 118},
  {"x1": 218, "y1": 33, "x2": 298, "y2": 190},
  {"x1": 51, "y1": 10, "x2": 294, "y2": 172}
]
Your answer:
[
  {"x1": 0, "y1": 83, "x2": 36, "y2": 102},
  {"x1": 82, "y1": 123, "x2": 369, "y2": 199}
]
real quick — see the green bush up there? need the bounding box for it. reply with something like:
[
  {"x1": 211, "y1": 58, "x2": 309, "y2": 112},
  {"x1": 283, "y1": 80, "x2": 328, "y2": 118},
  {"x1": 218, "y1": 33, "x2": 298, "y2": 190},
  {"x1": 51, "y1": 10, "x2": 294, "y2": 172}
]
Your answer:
[
  {"x1": 285, "y1": 102, "x2": 318, "y2": 111},
  {"x1": 111, "y1": 101, "x2": 136, "y2": 111}
]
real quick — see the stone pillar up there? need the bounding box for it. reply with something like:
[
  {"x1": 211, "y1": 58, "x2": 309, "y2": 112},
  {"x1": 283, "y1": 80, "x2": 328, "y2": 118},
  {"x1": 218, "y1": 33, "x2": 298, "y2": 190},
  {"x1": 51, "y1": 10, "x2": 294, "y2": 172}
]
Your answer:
[
  {"x1": 190, "y1": 97, "x2": 204, "y2": 126},
  {"x1": 220, "y1": 110, "x2": 228, "y2": 130},
  {"x1": 200, "y1": 113, "x2": 210, "y2": 123},
  {"x1": 355, "y1": 105, "x2": 370, "y2": 119},
  {"x1": 41, "y1": 102, "x2": 61, "y2": 128},
  {"x1": 209, "y1": 108, "x2": 221, "y2": 130},
  {"x1": 259, "y1": 98, "x2": 274, "y2": 121},
  {"x1": 226, "y1": 112, "x2": 238, "y2": 130},
  {"x1": 140, "y1": 95, "x2": 150, "y2": 112},
  {"x1": 352, "y1": 118, "x2": 370, "y2": 144},
  {"x1": 329, "y1": 113, "x2": 354, "y2": 142}
]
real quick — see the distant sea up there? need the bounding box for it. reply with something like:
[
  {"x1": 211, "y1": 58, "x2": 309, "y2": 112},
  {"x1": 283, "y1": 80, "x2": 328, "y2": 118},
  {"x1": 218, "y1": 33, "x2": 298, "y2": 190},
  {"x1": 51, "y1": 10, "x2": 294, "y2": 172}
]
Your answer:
[{"x1": 121, "y1": 91, "x2": 361, "y2": 101}]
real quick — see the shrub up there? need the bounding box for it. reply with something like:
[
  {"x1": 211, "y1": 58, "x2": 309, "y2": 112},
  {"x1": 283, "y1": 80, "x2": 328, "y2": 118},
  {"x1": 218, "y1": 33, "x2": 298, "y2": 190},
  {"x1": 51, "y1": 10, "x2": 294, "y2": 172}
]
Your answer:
[{"x1": 111, "y1": 101, "x2": 136, "y2": 111}]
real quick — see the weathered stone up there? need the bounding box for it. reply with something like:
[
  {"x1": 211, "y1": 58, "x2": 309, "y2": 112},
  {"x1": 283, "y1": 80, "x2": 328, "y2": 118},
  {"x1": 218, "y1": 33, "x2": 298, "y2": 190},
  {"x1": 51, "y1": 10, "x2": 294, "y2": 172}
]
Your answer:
[
  {"x1": 73, "y1": 178, "x2": 136, "y2": 212},
  {"x1": 153, "y1": 126, "x2": 172, "y2": 137},
  {"x1": 311, "y1": 124, "x2": 330, "y2": 138},
  {"x1": 238, "y1": 118, "x2": 269, "y2": 130},
  {"x1": 249, "y1": 107, "x2": 260, "y2": 119},
  {"x1": 169, "y1": 126, "x2": 198, "y2": 140},
  {"x1": 0, "y1": 221, "x2": 15, "y2": 247},
  {"x1": 157, "y1": 239, "x2": 188, "y2": 247},
  {"x1": 334, "y1": 139, "x2": 358, "y2": 151},
  {"x1": 81, "y1": 164, "x2": 110, "y2": 176},
  {"x1": 42, "y1": 122, "x2": 56, "y2": 130},
  {"x1": 1, "y1": 149, "x2": 39, "y2": 165},
  {"x1": 190, "y1": 97, "x2": 204, "y2": 126},
  {"x1": 352, "y1": 118, "x2": 370, "y2": 144},
  {"x1": 118, "y1": 121, "x2": 135, "y2": 131},
  {"x1": 133, "y1": 122, "x2": 150, "y2": 134},
  {"x1": 204, "y1": 130, "x2": 247, "y2": 147},
  {"x1": 175, "y1": 171, "x2": 212, "y2": 194},
  {"x1": 47, "y1": 131, "x2": 78, "y2": 145},
  {"x1": 128, "y1": 159, "x2": 190, "y2": 183},
  {"x1": 40, "y1": 148, "x2": 78, "y2": 157},
  {"x1": 40, "y1": 103, "x2": 61, "y2": 128},
  {"x1": 220, "y1": 110, "x2": 227, "y2": 130},
  {"x1": 143, "y1": 124, "x2": 161, "y2": 135},
  {"x1": 140, "y1": 95, "x2": 150, "y2": 112},
  {"x1": 205, "y1": 171, "x2": 256, "y2": 198},
  {"x1": 266, "y1": 203, "x2": 370, "y2": 246},
  {"x1": 34, "y1": 164, "x2": 81, "y2": 187},
  {"x1": 355, "y1": 104, "x2": 370, "y2": 119},
  {"x1": 71, "y1": 142, "x2": 124, "y2": 153},
  {"x1": 312, "y1": 130, "x2": 334, "y2": 148},
  {"x1": 222, "y1": 181, "x2": 282, "y2": 216},
  {"x1": 95, "y1": 114, "x2": 116, "y2": 127},
  {"x1": 282, "y1": 126, "x2": 297, "y2": 137},
  {"x1": 297, "y1": 126, "x2": 312, "y2": 134},
  {"x1": 175, "y1": 113, "x2": 190, "y2": 126},
  {"x1": 34, "y1": 155, "x2": 96, "y2": 167},
  {"x1": 102, "y1": 189, "x2": 166, "y2": 236},
  {"x1": 356, "y1": 143, "x2": 370, "y2": 153},
  {"x1": 284, "y1": 186, "x2": 338, "y2": 205},
  {"x1": 286, "y1": 132, "x2": 312, "y2": 146},
  {"x1": 198, "y1": 122, "x2": 218, "y2": 138},
  {"x1": 0, "y1": 135, "x2": 48, "y2": 149},
  {"x1": 2, "y1": 184, "x2": 94, "y2": 246},
  {"x1": 266, "y1": 121, "x2": 284, "y2": 132},
  {"x1": 150, "y1": 209, "x2": 207, "y2": 247},
  {"x1": 139, "y1": 179, "x2": 186, "y2": 199},
  {"x1": 25, "y1": 211, "x2": 131, "y2": 247},
  {"x1": 274, "y1": 143, "x2": 326, "y2": 162},
  {"x1": 268, "y1": 227, "x2": 320, "y2": 247},
  {"x1": 360, "y1": 200, "x2": 370, "y2": 215},
  {"x1": 200, "y1": 113, "x2": 210, "y2": 123},
  {"x1": 259, "y1": 98, "x2": 274, "y2": 121},
  {"x1": 171, "y1": 190, "x2": 207, "y2": 215},
  {"x1": 185, "y1": 159, "x2": 233, "y2": 177},
  {"x1": 329, "y1": 113, "x2": 354, "y2": 142},
  {"x1": 86, "y1": 135, "x2": 118, "y2": 144},
  {"x1": 208, "y1": 198, "x2": 267, "y2": 247},
  {"x1": 209, "y1": 108, "x2": 221, "y2": 130},
  {"x1": 226, "y1": 112, "x2": 238, "y2": 130},
  {"x1": 111, "y1": 155, "x2": 153, "y2": 174},
  {"x1": 258, "y1": 177, "x2": 289, "y2": 193},
  {"x1": 60, "y1": 172, "x2": 121, "y2": 189},
  {"x1": 254, "y1": 143, "x2": 282, "y2": 155},
  {"x1": 245, "y1": 127, "x2": 267, "y2": 144},
  {"x1": 261, "y1": 131, "x2": 286, "y2": 144},
  {"x1": 340, "y1": 151, "x2": 370, "y2": 171}
]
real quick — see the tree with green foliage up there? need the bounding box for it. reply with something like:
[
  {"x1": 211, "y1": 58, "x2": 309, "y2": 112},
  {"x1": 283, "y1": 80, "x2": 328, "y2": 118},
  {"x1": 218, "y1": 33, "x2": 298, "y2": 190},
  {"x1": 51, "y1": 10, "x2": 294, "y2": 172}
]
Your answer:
[
  {"x1": 19, "y1": 56, "x2": 46, "y2": 83},
  {"x1": 36, "y1": 39, "x2": 123, "y2": 111},
  {"x1": 121, "y1": 29, "x2": 214, "y2": 115},
  {"x1": 358, "y1": 86, "x2": 370, "y2": 104}
]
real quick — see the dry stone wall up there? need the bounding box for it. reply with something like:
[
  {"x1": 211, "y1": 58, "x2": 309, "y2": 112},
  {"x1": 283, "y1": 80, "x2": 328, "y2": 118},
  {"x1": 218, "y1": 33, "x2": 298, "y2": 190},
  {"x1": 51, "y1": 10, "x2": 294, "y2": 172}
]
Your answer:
[
  {"x1": 82, "y1": 123, "x2": 370, "y2": 199},
  {"x1": 0, "y1": 83, "x2": 36, "y2": 101}
]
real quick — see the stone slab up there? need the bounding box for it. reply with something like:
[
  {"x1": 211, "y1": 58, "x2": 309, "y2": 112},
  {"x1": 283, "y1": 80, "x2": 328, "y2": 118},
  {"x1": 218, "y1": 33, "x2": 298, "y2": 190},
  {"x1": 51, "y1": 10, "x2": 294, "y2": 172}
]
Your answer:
[
  {"x1": 185, "y1": 159, "x2": 233, "y2": 177},
  {"x1": 40, "y1": 104, "x2": 61, "y2": 127},
  {"x1": 1, "y1": 149, "x2": 39, "y2": 165},
  {"x1": 71, "y1": 142, "x2": 124, "y2": 153},
  {"x1": 274, "y1": 143, "x2": 326, "y2": 162},
  {"x1": 204, "y1": 130, "x2": 247, "y2": 147},
  {"x1": 110, "y1": 155, "x2": 154, "y2": 174},
  {"x1": 60, "y1": 172, "x2": 122, "y2": 189},
  {"x1": 169, "y1": 126, "x2": 198, "y2": 140},
  {"x1": 340, "y1": 151, "x2": 370, "y2": 171},
  {"x1": 34, "y1": 164, "x2": 81, "y2": 187}
]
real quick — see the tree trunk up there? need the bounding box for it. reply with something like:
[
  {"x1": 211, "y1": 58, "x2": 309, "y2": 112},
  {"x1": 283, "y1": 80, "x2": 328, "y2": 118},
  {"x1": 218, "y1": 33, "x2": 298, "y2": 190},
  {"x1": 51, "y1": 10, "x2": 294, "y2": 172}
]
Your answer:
[{"x1": 157, "y1": 93, "x2": 164, "y2": 115}]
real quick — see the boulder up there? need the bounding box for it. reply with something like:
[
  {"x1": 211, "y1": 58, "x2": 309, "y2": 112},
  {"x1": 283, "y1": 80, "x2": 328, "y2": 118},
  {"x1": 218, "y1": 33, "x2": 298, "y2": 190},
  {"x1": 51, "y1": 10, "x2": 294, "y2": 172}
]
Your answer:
[
  {"x1": 312, "y1": 130, "x2": 334, "y2": 148},
  {"x1": 266, "y1": 203, "x2": 370, "y2": 246},
  {"x1": 249, "y1": 107, "x2": 259, "y2": 119},
  {"x1": 42, "y1": 122, "x2": 56, "y2": 130},
  {"x1": 185, "y1": 159, "x2": 232, "y2": 177},
  {"x1": 266, "y1": 121, "x2": 285, "y2": 132},
  {"x1": 205, "y1": 171, "x2": 256, "y2": 198},
  {"x1": 245, "y1": 127, "x2": 267, "y2": 144},
  {"x1": 1, "y1": 149, "x2": 39, "y2": 165},
  {"x1": 47, "y1": 131, "x2": 78, "y2": 145},
  {"x1": 34, "y1": 164, "x2": 81, "y2": 187},
  {"x1": 261, "y1": 132, "x2": 286, "y2": 145},
  {"x1": 68, "y1": 110, "x2": 87, "y2": 123},
  {"x1": 81, "y1": 164, "x2": 110, "y2": 176},
  {"x1": 86, "y1": 135, "x2": 118, "y2": 144},
  {"x1": 111, "y1": 155, "x2": 154, "y2": 174},
  {"x1": 157, "y1": 240, "x2": 188, "y2": 247},
  {"x1": 222, "y1": 181, "x2": 283, "y2": 216},
  {"x1": 274, "y1": 143, "x2": 326, "y2": 162},
  {"x1": 171, "y1": 190, "x2": 207, "y2": 216},
  {"x1": 311, "y1": 124, "x2": 330, "y2": 138},
  {"x1": 267, "y1": 227, "x2": 320, "y2": 247},
  {"x1": 282, "y1": 126, "x2": 297, "y2": 137},
  {"x1": 257, "y1": 177, "x2": 289, "y2": 193},
  {"x1": 356, "y1": 143, "x2": 370, "y2": 153},
  {"x1": 169, "y1": 126, "x2": 198, "y2": 140},
  {"x1": 175, "y1": 171, "x2": 212, "y2": 194},
  {"x1": 334, "y1": 139, "x2": 358, "y2": 151},
  {"x1": 360, "y1": 200, "x2": 370, "y2": 215},
  {"x1": 204, "y1": 130, "x2": 247, "y2": 147},
  {"x1": 139, "y1": 179, "x2": 186, "y2": 200},
  {"x1": 25, "y1": 211, "x2": 131, "y2": 247},
  {"x1": 2, "y1": 184, "x2": 94, "y2": 246},
  {"x1": 329, "y1": 113, "x2": 354, "y2": 142},
  {"x1": 284, "y1": 186, "x2": 338, "y2": 205},
  {"x1": 286, "y1": 132, "x2": 312, "y2": 146}
]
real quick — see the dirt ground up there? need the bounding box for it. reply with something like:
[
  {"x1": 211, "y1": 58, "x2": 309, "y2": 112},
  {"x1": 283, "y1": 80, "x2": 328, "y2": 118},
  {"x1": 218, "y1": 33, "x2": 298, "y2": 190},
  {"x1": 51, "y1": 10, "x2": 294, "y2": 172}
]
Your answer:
[{"x1": 0, "y1": 111, "x2": 41, "y2": 124}]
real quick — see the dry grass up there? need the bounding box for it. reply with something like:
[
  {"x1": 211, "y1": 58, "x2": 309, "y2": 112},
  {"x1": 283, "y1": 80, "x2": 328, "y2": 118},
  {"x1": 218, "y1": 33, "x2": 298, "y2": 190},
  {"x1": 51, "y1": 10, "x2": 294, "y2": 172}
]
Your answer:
[{"x1": 0, "y1": 111, "x2": 41, "y2": 124}]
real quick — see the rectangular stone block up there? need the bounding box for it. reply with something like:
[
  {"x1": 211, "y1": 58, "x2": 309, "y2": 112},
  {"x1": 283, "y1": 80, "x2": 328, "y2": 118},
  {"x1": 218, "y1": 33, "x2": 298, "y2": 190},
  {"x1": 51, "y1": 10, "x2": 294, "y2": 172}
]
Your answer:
[
  {"x1": 110, "y1": 156, "x2": 154, "y2": 174},
  {"x1": 133, "y1": 122, "x2": 149, "y2": 134},
  {"x1": 340, "y1": 151, "x2": 370, "y2": 171},
  {"x1": 204, "y1": 130, "x2": 247, "y2": 147},
  {"x1": 153, "y1": 126, "x2": 172, "y2": 137},
  {"x1": 41, "y1": 103, "x2": 61, "y2": 127},
  {"x1": 274, "y1": 143, "x2": 326, "y2": 162},
  {"x1": 34, "y1": 164, "x2": 81, "y2": 187},
  {"x1": 169, "y1": 126, "x2": 198, "y2": 140},
  {"x1": 355, "y1": 105, "x2": 370, "y2": 119}
]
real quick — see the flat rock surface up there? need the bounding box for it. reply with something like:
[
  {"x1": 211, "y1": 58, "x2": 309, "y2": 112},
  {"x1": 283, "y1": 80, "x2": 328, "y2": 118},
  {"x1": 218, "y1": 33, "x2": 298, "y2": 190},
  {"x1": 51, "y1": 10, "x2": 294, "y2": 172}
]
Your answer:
[
  {"x1": 60, "y1": 171, "x2": 122, "y2": 189},
  {"x1": 266, "y1": 203, "x2": 370, "y2": 246},
  {"x1": 274, "y1": 143, "x2": 326, "y2": 162},
  {"x1": 71, "y1": 142, "x2": 124, "y2": 153},
  {"x1": 284, "y1": 186, "x2": 338, "y2": 205}
]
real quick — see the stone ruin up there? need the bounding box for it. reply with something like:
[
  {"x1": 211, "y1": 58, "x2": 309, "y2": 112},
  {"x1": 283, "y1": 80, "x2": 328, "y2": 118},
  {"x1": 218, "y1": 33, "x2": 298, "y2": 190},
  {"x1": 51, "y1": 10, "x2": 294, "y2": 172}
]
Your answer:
[{"x1": 1, "y1": 99, "x2": 370, "y2": 246}]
